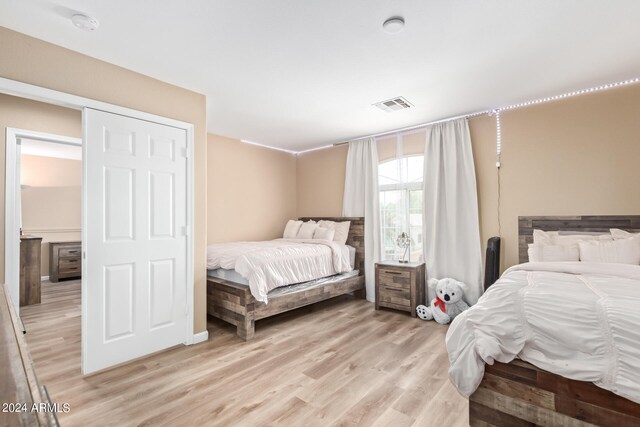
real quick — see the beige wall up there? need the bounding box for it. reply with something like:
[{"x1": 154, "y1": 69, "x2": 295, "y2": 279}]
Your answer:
[
  {"x1": 296, "y1": 83, "x2": 640, "y2": 273},
  {"x1": 0, "y1": 28, "x2": 208, "y2": 333},
  {"x1": 21, "y1": 153, "x2": 82, "y2": 187},
  {"x1": 208, "y1": 135, "x2": 297, "y2": 242},
  {"x1": 21, "y1": 154, "x2": 82, "y2": 275},
  {"x1": 296, "y1": 144, "x2": 348, "y2": 217}
]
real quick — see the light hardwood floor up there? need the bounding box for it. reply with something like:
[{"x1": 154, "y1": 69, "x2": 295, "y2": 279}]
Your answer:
[{"x1": 21, "y1": 280, "x2": 468, "y2": 426}]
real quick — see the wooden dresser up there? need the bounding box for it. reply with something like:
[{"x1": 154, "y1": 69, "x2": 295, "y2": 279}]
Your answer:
[
  {"x1": 375, "y1": 261, "x2": 425, "y2": 317},
  {"x1": 49, "y1": 241, "x2": 82, "y2": 282},
  {"x1": 20, "y1": 236, "x2": 42, "y2": 306}
]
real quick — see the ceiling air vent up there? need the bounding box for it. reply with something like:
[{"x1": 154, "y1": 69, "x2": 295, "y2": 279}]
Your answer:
[{"x1": 373, "y1": 96, "x2": 413, "y2": 112}]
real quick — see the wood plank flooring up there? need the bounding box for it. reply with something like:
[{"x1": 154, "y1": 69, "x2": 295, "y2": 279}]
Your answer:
[{"x1": 20, "y1": 280, "x2": 468, "y2": 426}]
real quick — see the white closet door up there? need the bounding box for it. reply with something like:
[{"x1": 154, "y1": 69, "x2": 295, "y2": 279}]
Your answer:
[{"x1": 83, "y1": 108, "x2": 188, "y2": 374}]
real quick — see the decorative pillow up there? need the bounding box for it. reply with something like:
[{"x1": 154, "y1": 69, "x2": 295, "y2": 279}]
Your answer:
[
  {"x1": 296, "y1": 220, "x2": 318, "y2": 239},
  {"x1": 283, "y1": 220, "x2": 303, "y2": 239},
  {"x1": 313, "y1": 227, "x2": 335, "y2": 241},
  {"x1": 318, "y1": 220, "x2": 351, "y2": 245},
  {"x1": 610, "y1": 228, "x2": 640, "y2": 240},
  {"x1": 578, "y1": 235, "x2": 640, "y2": 264},
  {"x1": 528, "y1": 244, "x2": 580, "y2": 262}
]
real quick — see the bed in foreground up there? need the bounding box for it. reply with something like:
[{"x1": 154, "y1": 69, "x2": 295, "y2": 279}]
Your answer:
[
  {"x1": 448, "y1": 216, "x2": 640, "y2": 426},
  {"x1": 206, "y1": 217, "x2": 365, "y2": 340}
]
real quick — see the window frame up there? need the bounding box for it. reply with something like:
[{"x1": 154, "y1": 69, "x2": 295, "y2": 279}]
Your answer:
[{"x1": 378, "y1": 154, "x2": 424, "y2": 262}]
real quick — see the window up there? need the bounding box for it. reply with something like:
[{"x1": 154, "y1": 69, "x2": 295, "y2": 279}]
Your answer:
[{"x1": 378, "y1": 155, "x2": 423, "y2": 262}]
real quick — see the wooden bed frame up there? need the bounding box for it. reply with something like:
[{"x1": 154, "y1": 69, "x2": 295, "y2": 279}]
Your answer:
[
  {"x1": 206, "y1": 217, "x2": 365, "y2": 340},
  {"x1": 470, "y1": 215, "x2": 640, "y2": 426}
]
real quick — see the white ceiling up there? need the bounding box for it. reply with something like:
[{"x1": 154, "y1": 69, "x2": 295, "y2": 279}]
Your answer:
[{"x1": 2, "y1": 1, "x2": 640, "y2": 152}]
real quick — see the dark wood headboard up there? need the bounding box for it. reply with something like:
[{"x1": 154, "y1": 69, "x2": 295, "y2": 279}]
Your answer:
[
  {"x1": 518, "y1": 215, "x2": 640, "y2": 263},
  {"x1": 299, "y1": 217, "x2": 364, "y2": 275}
]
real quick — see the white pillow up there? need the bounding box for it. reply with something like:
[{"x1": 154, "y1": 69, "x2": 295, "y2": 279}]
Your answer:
[
  {"x1": 578, "y1": 235, "x2": 640, "y2": 264},
  {"x1": 297, "y1": 220, "x2": 318, "y2": 239},
  {"x1": 532, "y1": 229, "x2": 558, "y2": 245},
  {"x1": 283, "y1": 220, "x2": 303, "y2": 239},
  {"x1": 318, "y1": 220, "x2": 351, "y2": 245},
  {"x1": 556, "y1": 234, "x2": 612, "y2": 245},
  {"x1": 533, "y1": 229, "x2": 612, "y2": 246},
  {"x1": 610, "y1": 228, "x2": 640, "y2": 240},
  {"x1": 528, "y1": 244, "x2": 580, "y2": 262},
  {"x1": 313, "y1": 227, "x2": 335, "y2": 241}
]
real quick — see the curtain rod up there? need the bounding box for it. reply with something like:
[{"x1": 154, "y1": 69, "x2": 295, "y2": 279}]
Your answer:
[{"x1": 333, "y1": 109, "x2": 491, "y2": 146}]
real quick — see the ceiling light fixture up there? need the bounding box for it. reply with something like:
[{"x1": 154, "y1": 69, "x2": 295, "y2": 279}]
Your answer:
[
  {"x1": 71, "y1": 14, "x2": 100, "y2": 32},
  {"x1": 382, "y1": 16, "x2": 405, "y2": 34}
]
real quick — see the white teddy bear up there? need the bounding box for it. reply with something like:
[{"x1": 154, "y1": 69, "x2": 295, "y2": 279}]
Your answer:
[{"x1": 416, "y1": 278, "x2": 470, "y2": 324}]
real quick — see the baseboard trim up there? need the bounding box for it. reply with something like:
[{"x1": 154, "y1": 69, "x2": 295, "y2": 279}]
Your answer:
[{"x1": 191, "y1": 330, "x2": 209, "y2": 344}]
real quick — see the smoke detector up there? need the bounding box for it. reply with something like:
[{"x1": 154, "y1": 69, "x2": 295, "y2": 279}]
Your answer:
[
  {"x1": 383, "y1": 17, "x2": 405, "y2": 34},
  {"x1": 373, "y1": 97, "x2": 413, "y2": 112},
  {"x1": 71, "y1": 14, "x2": 100, "y2": 32}
]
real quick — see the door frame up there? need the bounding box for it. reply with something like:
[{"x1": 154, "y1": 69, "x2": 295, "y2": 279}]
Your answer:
[
  {"x1": 4, "y1": 128, "x2": 82, "y2": 314},
  {"x1": 0, "y1": 77, "x2": 198, "y2": 352}
]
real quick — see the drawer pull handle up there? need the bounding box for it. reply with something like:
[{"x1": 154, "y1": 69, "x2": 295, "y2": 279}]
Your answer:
[
  {"x1": 385, "y1": 287, "x2": 404, "y2": 292},
  {"x1": 385, "y1": 271, "x2": 402, "y2": 275},
  {"x1": 68, "y1": 251, "x2": 79, "y2": 254}
]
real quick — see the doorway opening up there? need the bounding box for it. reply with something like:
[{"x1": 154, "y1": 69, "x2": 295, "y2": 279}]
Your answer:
[
  {"x1": 14, "y1": 133, "x2": 84, "y2": 381},
  {"x1": 5, "y1": 127, "x2": 82, "y2": 316}
]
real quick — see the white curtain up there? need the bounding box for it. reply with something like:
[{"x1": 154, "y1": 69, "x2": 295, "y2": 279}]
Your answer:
[
  {"x1": 343, "y1": 138, "x2": 380, "y2": 302},
  {"x1": 423, "y1": 119, "x2": 483, "y2": 305}
]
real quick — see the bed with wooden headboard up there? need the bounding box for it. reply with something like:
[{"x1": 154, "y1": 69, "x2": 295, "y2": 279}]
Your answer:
[
  {"x1": 469, "y1": 215, "x2": 640, "y2": 426},
  {"x1": 206, "y1": 217, "x2": 365, "y2": 340}
]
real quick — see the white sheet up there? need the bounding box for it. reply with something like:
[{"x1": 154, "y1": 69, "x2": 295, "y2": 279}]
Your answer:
[
  {"x1": 207, "y1": 239, "x2": 352, "y2": 303},
  {"x1": 446, "y1": 262, "x2": 640, "y2": 403}
]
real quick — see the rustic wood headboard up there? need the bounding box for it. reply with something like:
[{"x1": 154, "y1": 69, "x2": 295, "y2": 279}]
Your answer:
[
  {"x1": 518, "y1": 215, "x2": 640, "y2": 263},
  {"x1": 298, "y1": 217, "x2": 364, "y2": 275}
]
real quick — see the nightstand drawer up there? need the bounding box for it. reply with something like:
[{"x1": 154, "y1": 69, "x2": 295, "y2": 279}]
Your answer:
[
  {"x1": 60, "y1": 266, "x2": 81, "y2": 276},
  {"x1": 59, "y1": 247, "x2": 81, "y2": 258},
  {"x1": 379, "y1": 284, "x2": 411, "y2": 301},
  {"x1": 378, "y1": 269, "x2": 410, "y2": 279},
  {"x1": 379, "y1": 294, "x2": 410, "y2": 308},
  {"x1": 60, "y1": 258, "x2": 80, "y2": 268},
  {"x1": 378, "y1": 271, "x2": 411, "y2": 289}
]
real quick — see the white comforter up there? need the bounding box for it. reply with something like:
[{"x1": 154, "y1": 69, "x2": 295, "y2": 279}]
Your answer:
[
  {"x1": 207, "y1": 239, "x2": 352, "y2": 303},
  {"x1": 447, "y1": 262, "x2": 640, "y2": 403}
]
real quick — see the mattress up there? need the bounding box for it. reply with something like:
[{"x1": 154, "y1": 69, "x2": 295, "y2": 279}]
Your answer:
[
  {"x1": 207, "y1": 268, "x2": 360, "y2": 297},
  {"x1": 446, "y1": 261, "x2": 640, "y2": 404},
  {"x1": 206, "y1": 239, "x2": 353, "y2": 303}
]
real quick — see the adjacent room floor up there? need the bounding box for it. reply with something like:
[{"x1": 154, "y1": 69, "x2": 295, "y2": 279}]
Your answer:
[{"x1": 20, "y1": 280, "x2": 468, "y2": 426}]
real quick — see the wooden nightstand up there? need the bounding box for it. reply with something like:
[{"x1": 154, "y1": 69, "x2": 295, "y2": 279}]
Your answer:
[
  {"x1": 375, "y1": 261, "x2": 425, "y2": 317},
  {"x1": 49, "y1": 241, "x2": 82, "y2": 282}
]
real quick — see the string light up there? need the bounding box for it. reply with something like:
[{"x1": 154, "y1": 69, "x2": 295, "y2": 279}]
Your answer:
[
  {"x1": 499, "y1": 77, "x2": 640, "y2": 111},
  {"x1": 495, "y1": 110, "x2": 502, "y2": 160}
]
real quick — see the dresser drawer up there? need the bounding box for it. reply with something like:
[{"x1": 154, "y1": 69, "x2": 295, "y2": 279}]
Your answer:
[{"x1": 59, "y1": 247, "x2": 81, "y2": 258}]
